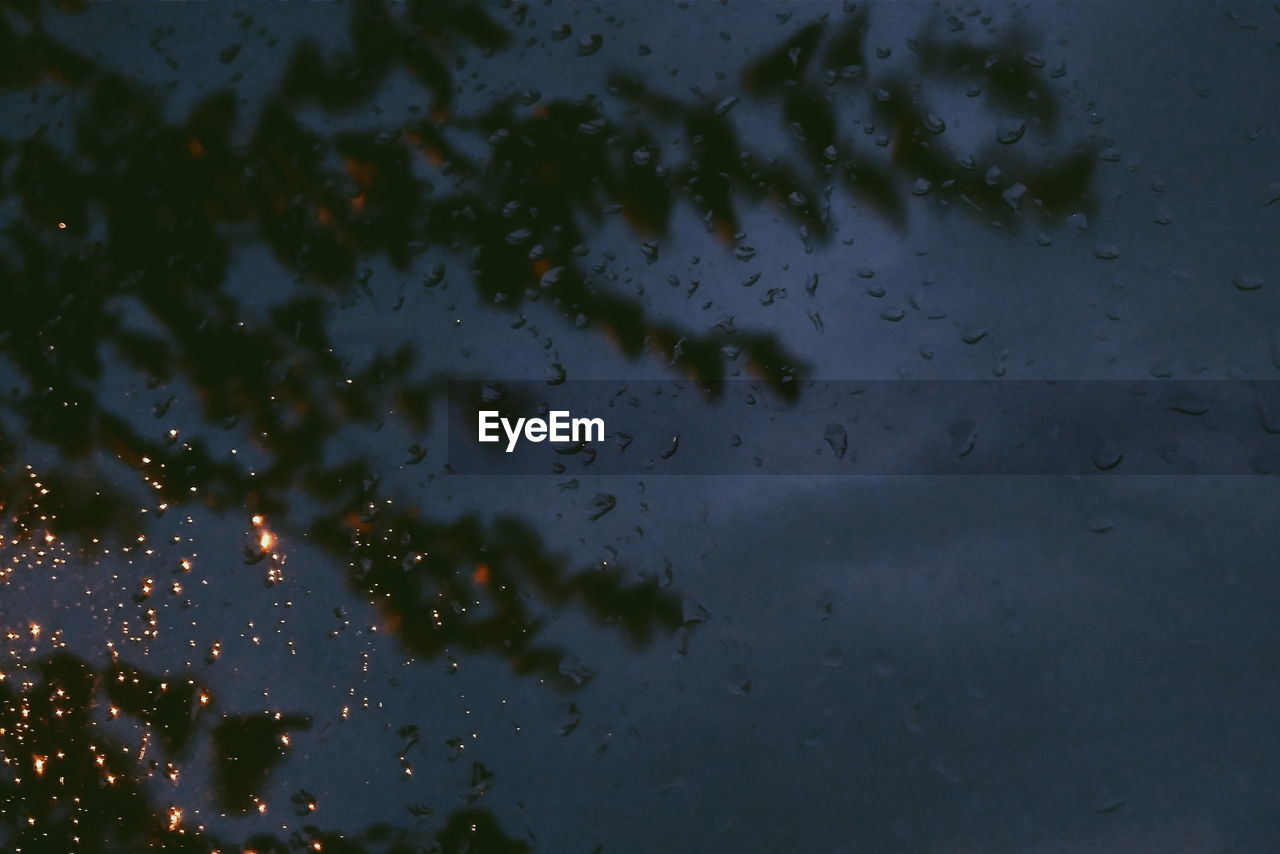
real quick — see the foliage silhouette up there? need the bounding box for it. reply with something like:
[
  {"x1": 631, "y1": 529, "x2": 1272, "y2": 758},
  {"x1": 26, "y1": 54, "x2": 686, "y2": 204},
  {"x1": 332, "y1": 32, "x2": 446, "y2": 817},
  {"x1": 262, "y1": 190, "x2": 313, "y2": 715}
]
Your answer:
[{"x1": 0, "y1": 0, "x2": 1096, "y2": 851}]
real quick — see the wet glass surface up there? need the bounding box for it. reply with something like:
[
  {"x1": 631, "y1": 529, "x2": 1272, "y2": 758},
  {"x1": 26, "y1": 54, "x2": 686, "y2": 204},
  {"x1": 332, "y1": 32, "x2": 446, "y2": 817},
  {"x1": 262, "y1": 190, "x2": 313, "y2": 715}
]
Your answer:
[{"x1": 2, "y1": 1, "x2": 1280, "y2": 851}]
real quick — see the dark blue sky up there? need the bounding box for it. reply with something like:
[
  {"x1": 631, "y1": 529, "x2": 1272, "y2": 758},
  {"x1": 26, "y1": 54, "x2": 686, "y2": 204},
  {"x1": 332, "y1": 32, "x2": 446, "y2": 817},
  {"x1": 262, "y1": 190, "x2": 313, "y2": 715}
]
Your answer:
[{"x1": 3, "y1": 2, "x2": 1280, "y2": 852}]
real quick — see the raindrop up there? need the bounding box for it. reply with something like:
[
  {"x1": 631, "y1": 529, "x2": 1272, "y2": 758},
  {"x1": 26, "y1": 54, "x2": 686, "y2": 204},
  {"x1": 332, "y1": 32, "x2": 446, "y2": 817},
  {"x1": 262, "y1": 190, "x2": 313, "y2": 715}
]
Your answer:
[
  {"x1": 422, "y1": 263, "x2": 446, "y2": 287},
  {"x1": 586, "y1": 493, "x2": 616, "y2": 520},
  {"x1": 997, "y1": 120, "x2": 1026, "y2": 145},
  {"x1": 1257, "y1": 405, "x2": 1280, "y2": 435},
  {"x1": 558, "y1": 703, "x2": 582, "y2": 736},
  {"x1": 1232, "y1": 273, "x2": 1264, "y2": 292},
  {"x1": 1091, "y1": 440, "x2": 1124, "y2": 471},
  {"x1": 949, "y1": 420, "x2": 977, "y2": 458},
  {"x1": 714, "y1": 96, "x2": 740, "y2": 116},
  {"x1": 823, "y1": 423, "x2": 848, "y2": 459},
  {"x1": 545, "y1": 363, "x2": 567, "y2": 385},
  {"x1": 1002, "y1": 183, "x2": 1027, "y2": 209},
  {"x1": 1093, "y1": 244, "x2": 1120, "y2": 260},
  {"x1": 912, "y1": 178, "x2": 933, "y2": 196},
  {"x1": 558, "y1": 658, "x2": 595, "y2": 686},
  {"x1": 1085, "y1": 517, "x2": 1114, "y2": 534},
  {"x1": 682, "y1": 599, "x2": 710, "y2": 624},
  {"x1": 879, "y1": 308, "x2": 905, "y2": 322},
  {"x1": 815, "y1": 591, "x2": 834, "y2": 620},
  {"x1": 576, "y1": 34, "x2": 603, "y2": 57}
]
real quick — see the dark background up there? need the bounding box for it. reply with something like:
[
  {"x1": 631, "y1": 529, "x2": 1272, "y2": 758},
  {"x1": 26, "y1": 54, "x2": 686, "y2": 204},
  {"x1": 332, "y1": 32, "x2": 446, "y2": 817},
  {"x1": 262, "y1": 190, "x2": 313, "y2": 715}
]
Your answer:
[{"x1": 2, "y1": 2, "x2": 1279, "y2": 852}]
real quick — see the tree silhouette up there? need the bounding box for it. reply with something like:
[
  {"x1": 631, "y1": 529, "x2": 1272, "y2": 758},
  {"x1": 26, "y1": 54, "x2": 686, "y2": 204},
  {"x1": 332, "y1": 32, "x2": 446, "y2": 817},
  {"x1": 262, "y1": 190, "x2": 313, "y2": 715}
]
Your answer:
[{"x1": 0, "y1": 0, "x2": 1096, "y2": 850}]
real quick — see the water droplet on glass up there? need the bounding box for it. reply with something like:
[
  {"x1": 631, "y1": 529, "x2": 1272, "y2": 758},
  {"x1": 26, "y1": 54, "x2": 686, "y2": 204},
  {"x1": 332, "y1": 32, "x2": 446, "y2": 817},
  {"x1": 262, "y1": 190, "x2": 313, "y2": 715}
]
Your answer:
[
  {"x1": 682, "y1": 599, "x2": 710, "y2": 624},
  {"x1": 1091, "y1": 440, "x2": 1124, "y2": 471},
  {"x1": 586, "y1": 493, "x2": 616, "y2": 520},
  {"x1": 1093, "y1": 244, "x2": 1120, "y2": 260},
  {"x1": 1085, "y1": 517, "x2": 1114, "y2": 534},
  {"x1": 713, "y1": 96, "x2": 740, "y2": 116},
  {"x1": 949, "y1": 420, "x2": 977, "y2": 457},
  {"x1": 997, "y1": 120, "x2": 1026, "y2": 145},
  {"x1": 823, "y1": 423, "x2": 848, "y2": 459},
  {"x1": 1002, "y1": 183, "x2": 1027, "y2": 209}
]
